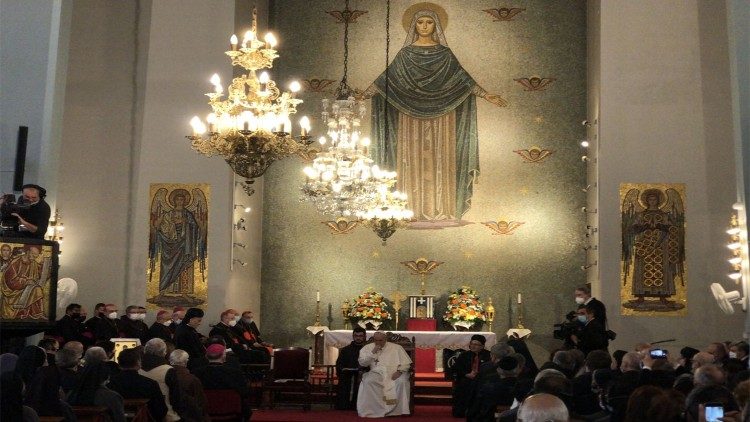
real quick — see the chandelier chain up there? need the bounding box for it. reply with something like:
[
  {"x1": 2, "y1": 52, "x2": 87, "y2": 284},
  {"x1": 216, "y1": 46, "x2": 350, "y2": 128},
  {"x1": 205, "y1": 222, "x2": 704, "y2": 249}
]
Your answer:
[
  {"x1": 337, "y1": 0, "x2": 351, "y2": 98},
  {"x1": 384, "y1": 0, "x2": 391, "y2": 136}
]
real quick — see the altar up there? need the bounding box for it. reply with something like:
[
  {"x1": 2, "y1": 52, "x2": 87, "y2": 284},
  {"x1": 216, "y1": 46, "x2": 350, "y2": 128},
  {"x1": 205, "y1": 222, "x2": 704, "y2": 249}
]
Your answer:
[{"x1": 323, "y1": 330, "x2": 497, "y2": 371}]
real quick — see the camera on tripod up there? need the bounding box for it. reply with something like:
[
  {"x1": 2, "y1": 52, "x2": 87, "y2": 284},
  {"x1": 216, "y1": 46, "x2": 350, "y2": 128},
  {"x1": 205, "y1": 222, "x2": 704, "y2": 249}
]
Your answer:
[
  {"x1": 553, "y1": 310, "x2": 579, "y2": 341},
  {"x1": 0, "y1": 194, "x2": 31, "y2": 230}
]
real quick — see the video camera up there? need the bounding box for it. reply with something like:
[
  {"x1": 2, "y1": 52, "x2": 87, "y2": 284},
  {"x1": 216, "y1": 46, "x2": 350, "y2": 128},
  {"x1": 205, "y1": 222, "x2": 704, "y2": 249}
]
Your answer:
[
  {"x1": 0, "y1": 194, "x2": 31, "y2": 230},
  {"x1": 553, "y1": 310, "x2": 580, "y2": 341}
]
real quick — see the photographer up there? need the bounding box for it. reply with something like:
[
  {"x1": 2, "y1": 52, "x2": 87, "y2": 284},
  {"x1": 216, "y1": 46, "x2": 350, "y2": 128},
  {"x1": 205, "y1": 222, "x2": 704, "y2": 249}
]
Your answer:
[
  {"x1": 553, "y1": 307, "x2": 585, "y2": 349},
  {"x1": 571, "y1": 303, "x2": 609, "y2": 356},
  {"x1": 0, "y1": 184, "x2": 51, "y2": 239}
]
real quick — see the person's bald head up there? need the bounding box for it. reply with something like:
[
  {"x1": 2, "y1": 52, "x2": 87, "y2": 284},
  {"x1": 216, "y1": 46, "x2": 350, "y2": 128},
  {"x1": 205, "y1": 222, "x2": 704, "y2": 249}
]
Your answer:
[
  {"x1": 621, "y1": 352, "x2": 642, "y2": 372},
  {"x1": 518, "y1": 393, "x2": 569, "y2": 421},
  {"x1": 63, "y1": 341, "x2": 84, "y2": 359},
  {"x1": 692, "y1": 352, "x2": 716, "y2": 370}
]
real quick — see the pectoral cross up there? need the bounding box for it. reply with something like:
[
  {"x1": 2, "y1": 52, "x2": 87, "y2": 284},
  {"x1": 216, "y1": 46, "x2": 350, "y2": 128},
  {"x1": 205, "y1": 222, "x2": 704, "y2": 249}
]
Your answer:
[{"x1": 390, "y1": 290, "x2": 406, "y2": 329}]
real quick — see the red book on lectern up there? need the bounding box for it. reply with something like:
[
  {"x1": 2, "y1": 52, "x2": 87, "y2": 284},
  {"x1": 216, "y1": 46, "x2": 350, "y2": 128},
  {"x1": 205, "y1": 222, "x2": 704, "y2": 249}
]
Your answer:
[{"x1": 407, "y1": 318, "x2": 436, "y2": 373}]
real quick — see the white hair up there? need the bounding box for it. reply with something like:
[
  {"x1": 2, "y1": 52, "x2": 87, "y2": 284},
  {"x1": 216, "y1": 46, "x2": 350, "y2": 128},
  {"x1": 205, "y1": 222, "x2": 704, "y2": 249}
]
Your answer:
[
  {"x1": 84, "y1": 347, "x2": 108, "y2": 365},
  {"x1": 144, "y1": 338, "x2": 167, "y2": 357},
  {"x1": 169, "y1": 349, "x2": 189, "y2": 367},
  {"x1": 518, "y1": 393, "x2": 569, "y2": 422}
]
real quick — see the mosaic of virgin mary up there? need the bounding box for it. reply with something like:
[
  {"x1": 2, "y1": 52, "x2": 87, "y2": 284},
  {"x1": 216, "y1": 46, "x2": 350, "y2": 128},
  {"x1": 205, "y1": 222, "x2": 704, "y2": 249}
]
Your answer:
[{"x1": 365, "y1": 3, "x2": 507, "y2": 226}]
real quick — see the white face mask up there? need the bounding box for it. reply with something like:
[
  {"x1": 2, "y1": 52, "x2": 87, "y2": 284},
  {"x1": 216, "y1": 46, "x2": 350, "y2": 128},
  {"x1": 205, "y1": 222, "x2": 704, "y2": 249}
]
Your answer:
[
  {"x1": 729, "y1": 352, "x2": 737, "y2": 359},
  {"x1": 174, "y1": 319, "x2": 182, "y2": 325},
  {"x1": 138, "y1": 313, "x2": 147, "y2": 320},
  {"x1": 575, "y1": 297, "x2": 585, "y2": 305},
  {"x1": 128, "y1": 313, "x2": 139, "y2": 321},
  {"x1": 162, "y1": 320, "x2": 172, "y2": 326},
  {"x1": 108, "y1": 312, "x2": 118, "y2": 320},
  {"x1": 577, "y1": 315, "x2": 587, "y2": 323},
  {"x1": 228, "y1": 320, "x2": 237, "y2": 327}
]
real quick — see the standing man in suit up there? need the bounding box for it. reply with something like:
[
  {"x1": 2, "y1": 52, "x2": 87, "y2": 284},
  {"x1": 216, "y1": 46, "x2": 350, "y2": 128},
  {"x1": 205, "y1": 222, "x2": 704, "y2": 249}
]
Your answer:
[
  {"x1": 575, "y1": 285, "x2": 607, "y2": 326},
  {"x1": 452, "y1": 334, "x2": 492, "y2": 417}
]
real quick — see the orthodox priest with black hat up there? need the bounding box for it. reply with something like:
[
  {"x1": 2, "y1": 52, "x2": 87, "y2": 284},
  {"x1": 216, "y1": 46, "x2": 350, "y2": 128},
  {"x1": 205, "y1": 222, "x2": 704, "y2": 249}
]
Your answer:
[{"x1": 452, "y1": 334, "x2": 492, "y2": 417}]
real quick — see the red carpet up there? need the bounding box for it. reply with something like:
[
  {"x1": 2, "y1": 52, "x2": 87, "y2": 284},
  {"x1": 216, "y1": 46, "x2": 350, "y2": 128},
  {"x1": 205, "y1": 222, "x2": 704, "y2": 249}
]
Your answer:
[{"x1": 252, "y1": 405, "x2": 455, "y2": 421}]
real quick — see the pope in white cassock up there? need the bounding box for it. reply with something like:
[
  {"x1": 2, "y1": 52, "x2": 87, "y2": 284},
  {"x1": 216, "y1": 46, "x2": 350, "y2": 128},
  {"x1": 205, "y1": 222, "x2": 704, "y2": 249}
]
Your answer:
[{"x1": 357, "y1": 331, "x2": 413, "y2": 417}]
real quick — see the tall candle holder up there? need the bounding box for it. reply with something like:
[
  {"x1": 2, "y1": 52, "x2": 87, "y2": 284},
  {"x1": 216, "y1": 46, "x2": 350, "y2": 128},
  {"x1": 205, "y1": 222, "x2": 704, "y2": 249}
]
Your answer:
[
  {"x1": 341, "y1": 299, "x2": 351, "y2": 329},
  {"x1": 314, "y1": 297, "x2": 321, "y2": 326},
  {"x1": 485, "y1": 297, "x2": 495, "y2": 331}
]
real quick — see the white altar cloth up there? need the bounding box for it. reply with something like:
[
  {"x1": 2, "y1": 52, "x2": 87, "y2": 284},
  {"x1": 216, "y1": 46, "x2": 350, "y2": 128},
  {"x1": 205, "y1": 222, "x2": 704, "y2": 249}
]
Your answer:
[{"x1": 323, "y1": 330, "x2": 497, "y2": 367}]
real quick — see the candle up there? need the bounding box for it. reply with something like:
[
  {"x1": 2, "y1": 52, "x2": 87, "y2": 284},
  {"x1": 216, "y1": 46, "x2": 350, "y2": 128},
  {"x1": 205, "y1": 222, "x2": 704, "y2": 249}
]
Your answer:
[
  {"x1": 517, "y1": 293, "x2": 522, "y2": 304},
  {"x1": 317, "y1": 291, "x2": 320, "y2": 302},
  {"x1": 299, "y1": 116, "x2": 310, "y2": 136},
  {"x1": 230, "y1": 34, "x2": 238, "y2": 50}
]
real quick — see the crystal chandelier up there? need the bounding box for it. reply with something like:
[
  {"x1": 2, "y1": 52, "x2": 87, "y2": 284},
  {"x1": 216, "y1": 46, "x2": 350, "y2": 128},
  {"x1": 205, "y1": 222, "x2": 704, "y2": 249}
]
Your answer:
[
  {"x1": 299, "y1": 0, "x2": 391, "y2": 217},
  {"x1": 187, "y1": 8, "x2": 312, "y2": 196}
]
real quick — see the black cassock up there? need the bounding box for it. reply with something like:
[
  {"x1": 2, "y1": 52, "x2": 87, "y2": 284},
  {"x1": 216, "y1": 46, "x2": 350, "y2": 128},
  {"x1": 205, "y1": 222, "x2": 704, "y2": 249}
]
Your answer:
[{"x1": 335, "y1": 341, "x2": 364, "y2": 410}]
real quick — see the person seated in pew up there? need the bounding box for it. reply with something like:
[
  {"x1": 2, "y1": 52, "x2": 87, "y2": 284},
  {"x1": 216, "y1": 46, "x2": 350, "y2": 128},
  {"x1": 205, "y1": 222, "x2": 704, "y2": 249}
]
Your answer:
[
  {"x1": 169, "y1": 349, "x2": 209, "y2": 421},
  {"x1": 118, "y1": 305, "x2": 149, "y2": 344},
  {"x1": 193, "y1": 344, "x2": 251, "y2": 421},
  {"x1": 139, "y1": 338, "x2": 188, "y2": 421},
  {"x1": 66, "y1": 362, "x2": 126, "y2": 422},
  {"x1": 452, "y1": 334, "x2": 492, "y2": 417},
  {"x1": 234, "y1": 310, "x2": 273, "y2": 359},
  {"x1": 357, "y1": 331, "x2": 412, "y2": 418},
  {"x1": 107, "y1": 348, "x2": 167, "y2": 421},
  {"x1": 335, "y1": 326, "x2": 367, "y2": 410},
  {"x1": 209, "y1": 309, "x2": 268, "y2": 364}
]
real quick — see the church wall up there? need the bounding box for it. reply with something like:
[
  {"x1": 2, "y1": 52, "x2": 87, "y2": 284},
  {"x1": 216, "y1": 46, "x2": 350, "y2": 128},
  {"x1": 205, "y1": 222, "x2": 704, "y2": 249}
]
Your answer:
[
  {"x1": 53, "y1": 0, "x2": 265, "y2": 332},
  {"x1": 56, "y1": 0, "x2": 141, "y2": 313},
  {"x1": 595, "y1": 0, "x2": 745, "y2": 352},
  {"x1": 262, "y1": 0, "x2": 588, "y2": 353}
]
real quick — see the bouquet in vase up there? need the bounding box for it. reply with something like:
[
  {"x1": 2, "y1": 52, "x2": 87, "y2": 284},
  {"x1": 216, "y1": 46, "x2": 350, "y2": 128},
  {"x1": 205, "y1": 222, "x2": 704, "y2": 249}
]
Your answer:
[
  {"x1": 443, "y1": 286, "x2": 487, "y2": 330},
  {"x1": 348, "y1": 288, "x2": 392, "y2": 330}
]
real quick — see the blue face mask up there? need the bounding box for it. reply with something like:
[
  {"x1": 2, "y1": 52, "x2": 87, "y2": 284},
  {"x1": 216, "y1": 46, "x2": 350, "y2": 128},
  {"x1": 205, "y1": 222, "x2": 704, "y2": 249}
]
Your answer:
[{"x1": 577, "y1": 315, "x2": 587, "y2": 323}]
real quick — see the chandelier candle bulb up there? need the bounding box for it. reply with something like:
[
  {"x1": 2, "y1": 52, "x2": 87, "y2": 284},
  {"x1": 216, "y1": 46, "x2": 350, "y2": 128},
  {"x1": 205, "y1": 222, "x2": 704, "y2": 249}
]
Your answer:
[
  {"x1": 517, "y1": 293, "x2": 522, "y2": 304},
  {"x1": 299, "y1": 116, "x2": 310, "y2": 136},
  {"x1": 264, "y1": 32, "x2": 277, "y2": 48},
  {"x1": 230, "y1": 34, "x2": 238, "y2": 50},
  {"x1": 289, "y1": 81, "x2": 301, "y2": 93}
]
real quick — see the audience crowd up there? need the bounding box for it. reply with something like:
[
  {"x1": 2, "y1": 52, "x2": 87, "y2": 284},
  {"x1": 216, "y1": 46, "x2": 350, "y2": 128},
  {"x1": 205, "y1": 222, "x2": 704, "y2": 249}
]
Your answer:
[
  {"x1": 2, "y1": 299, "x2": 750, "y2": 421},
  {"x1": 0, "y1": 303, "x2": 268, "y2": 422}
]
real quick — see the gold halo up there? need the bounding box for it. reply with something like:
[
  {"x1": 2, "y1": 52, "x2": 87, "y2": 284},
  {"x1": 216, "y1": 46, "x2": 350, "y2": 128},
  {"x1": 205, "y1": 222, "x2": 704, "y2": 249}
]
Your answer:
[
  {"x1": 168, "y1": 188, "x2": 192, "y2": 208},
  {"x1": 402, "y1": 2, "x2": 448, "y2": 33},
  {"x1": 638, "y1": 188, "x2": 665, "y2": 209}
]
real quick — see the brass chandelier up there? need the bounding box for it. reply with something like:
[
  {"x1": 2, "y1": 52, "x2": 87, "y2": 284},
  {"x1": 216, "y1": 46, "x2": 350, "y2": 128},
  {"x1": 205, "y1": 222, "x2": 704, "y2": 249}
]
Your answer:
[{"x1": 187, "y1": 8, "x2": 312, "y2": 196}]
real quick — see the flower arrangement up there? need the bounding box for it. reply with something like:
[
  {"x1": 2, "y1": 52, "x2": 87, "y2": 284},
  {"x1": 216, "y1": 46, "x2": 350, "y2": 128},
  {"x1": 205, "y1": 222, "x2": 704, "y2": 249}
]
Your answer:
[
  {"x1": 348, "y1": 288, "x2": 392, "y2": 329},
  {"x1": 443, "y1": 286, "x2": 487, "y2": 330}
]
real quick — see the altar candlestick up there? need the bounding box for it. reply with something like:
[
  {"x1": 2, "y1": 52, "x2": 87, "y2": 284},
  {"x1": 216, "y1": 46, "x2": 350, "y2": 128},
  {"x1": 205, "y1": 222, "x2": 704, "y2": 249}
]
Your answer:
[{"x1": 316, "y1": 291, "x2": 320, "y2": 302}]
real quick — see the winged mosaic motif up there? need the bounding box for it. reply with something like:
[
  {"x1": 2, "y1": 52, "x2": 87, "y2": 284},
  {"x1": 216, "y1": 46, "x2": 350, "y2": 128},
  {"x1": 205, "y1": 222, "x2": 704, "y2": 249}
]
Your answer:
[
  {"x1": 326, "y1": 8, "x2": 368, "y2": 24},
  {"x1": 514, "y1": 77, "x2": 557, "y2": 91},
  {"x1": 481, "y1": 220, "x2": 525, "y2": 235},
  {"x1": 621, "y1": 187, "x2": 685, "y2": 309},
  {"x1": 303, "y1": 78, "x2": 336, "y2": 93},
  {"x1": 514, "y1": 146, "x2": 554, "y2": 163},
  {"x1": 401, "y1": 257, "x2": 443, "y2": 276},
  {"x1": 483, "y1": 7, "x2": 526, "y2": 21},
  {"x1": 322, "y1": 217, "x2": 359, "y2": 235}
]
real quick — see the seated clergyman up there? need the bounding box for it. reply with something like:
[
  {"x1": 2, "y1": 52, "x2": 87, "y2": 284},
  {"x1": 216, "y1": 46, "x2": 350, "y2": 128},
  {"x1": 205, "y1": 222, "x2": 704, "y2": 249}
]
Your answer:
[{"x1": 356, "y1": 331, "x2": 412, "y2": 418}]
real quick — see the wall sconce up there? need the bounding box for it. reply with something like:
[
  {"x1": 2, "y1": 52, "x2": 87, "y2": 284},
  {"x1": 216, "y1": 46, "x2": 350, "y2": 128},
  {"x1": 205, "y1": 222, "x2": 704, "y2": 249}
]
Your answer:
[
  {"x1": 234, "y1": 204, "x2": 251, "y2": 213},
  {"x1": 581, "y1": 120, "x2": 591, "y2": 127},
  {"x1": 582, "y1": 207, "x2": 597, "y2": 214},
  {"x1": 234, "y1": 218, "x2": 246, "y2": 231},
  {"x1": 232, "y1": 259, "x2": 247, "y2": 267},
  {"x1": 233, "y1": 242, "x2": 246, "y2": 249},
  {"x1": 581, "y1": 260, "x2": 597, "y2": 270},
  {"x1": 585, "y1": 225, "x2": 598, "y2": 238},
  {"x1": 582, "y1": 245, "x2": 598, "y2": 251}
]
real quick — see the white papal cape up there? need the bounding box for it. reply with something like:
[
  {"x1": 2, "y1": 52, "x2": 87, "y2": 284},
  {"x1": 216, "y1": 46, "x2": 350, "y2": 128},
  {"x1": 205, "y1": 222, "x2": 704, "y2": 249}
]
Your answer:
[{"x1": 356, "y1": 341, "x2": 412, "y2": 417}]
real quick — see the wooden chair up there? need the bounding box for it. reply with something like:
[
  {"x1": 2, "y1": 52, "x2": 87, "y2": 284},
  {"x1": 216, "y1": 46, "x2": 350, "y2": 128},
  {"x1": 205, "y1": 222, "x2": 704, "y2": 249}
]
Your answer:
[
  {"x1": 204, "y1": 389, "x2": 243, "y2": 421},
  {"x1": 359, "y1": 332, "x2": 416, "y2": 415},
  {"x1": 69, "y1": 406, "x2": 108, "y2": 422},
  {"x1": 122, "y1": 398, "x2": 151, "y2": 422},
  {"x1": 263, "y1": 347, "x2": 311, "y2": 410}
]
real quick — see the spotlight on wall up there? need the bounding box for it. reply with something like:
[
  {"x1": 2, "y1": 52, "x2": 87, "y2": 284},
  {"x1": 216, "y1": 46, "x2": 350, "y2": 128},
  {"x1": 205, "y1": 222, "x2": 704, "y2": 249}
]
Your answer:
[
  {"x1": 581, "y1": 260, "x2": 597, "y2": 270},
  {"x1": 233, "y1": 242, "x2": 246, "y2": 249},
  {"x1": 232, "y1": 259, "x2": 247, "y2": 267},
  {"x1": 234, "y1": 218, "x2": 246, "y2": 231},
  {"x1": 580, "y1": 140, "x2": 589, "y2": 148},
  {"x1": 581, "y1": 120, "x2": 591, "y2": 127},
  {"x1": 582, "y1": 207, "x2": 597, "y2": 214},
  {"x1": 581, "y1": 155, "x2": 589, "y2": 162},
  {"x1": 234, "y1": 204, "x2": 252, "y2": 213},
  {"x1": 582, "y1": 245, "x2": 598, "y2": 251}
]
